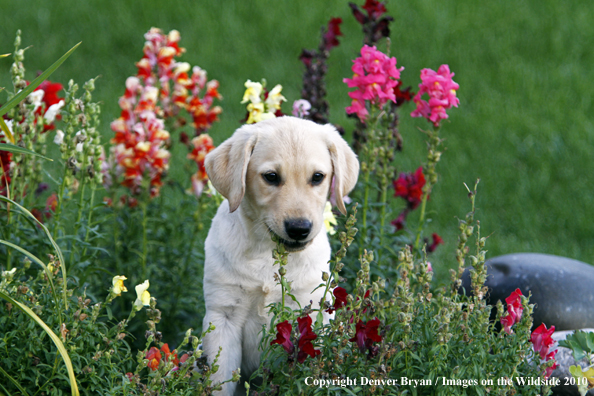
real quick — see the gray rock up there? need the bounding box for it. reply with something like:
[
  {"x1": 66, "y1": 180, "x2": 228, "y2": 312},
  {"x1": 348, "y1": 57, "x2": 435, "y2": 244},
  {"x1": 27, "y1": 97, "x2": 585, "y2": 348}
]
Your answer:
[{"x1": 460, "y1": 253, "x2": 594, "y2": 331}]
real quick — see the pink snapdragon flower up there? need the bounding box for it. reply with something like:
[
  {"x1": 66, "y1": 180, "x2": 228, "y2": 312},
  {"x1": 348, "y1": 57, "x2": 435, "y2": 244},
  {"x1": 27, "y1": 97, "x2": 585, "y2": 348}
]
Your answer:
[
  {"x1": 411, "y1": 64, "x2": 459, "y2": 127},
  {"x1": 343, "y1": 45, "x2": 404, "y2": 121}
]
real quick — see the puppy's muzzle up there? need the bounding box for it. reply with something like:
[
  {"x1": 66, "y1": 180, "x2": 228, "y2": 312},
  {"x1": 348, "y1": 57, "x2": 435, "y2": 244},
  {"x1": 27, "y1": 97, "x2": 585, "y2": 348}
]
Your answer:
[{"x1": 284, "y1": 218, "x2": 312, "y2": 241}]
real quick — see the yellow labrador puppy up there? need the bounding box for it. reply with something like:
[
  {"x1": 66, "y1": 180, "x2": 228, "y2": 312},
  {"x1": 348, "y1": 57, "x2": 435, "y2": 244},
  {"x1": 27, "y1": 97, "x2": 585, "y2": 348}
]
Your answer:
[{"x1": 202, "y1": 116, "x2": 359, "y2": 395}]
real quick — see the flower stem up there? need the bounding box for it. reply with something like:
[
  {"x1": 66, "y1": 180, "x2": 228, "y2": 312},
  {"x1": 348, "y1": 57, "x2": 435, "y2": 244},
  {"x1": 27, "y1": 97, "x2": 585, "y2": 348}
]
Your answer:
[
  {"x1": 377, "y1": 181, "x2": 388, "y2": 265},
  {"x1": 69, "y1": 176, "x2": 87, "y2": 265},
  {"x1": 413, "y1": 127, "x2": 441, "y2": 252},
  {"x1": 141, "y1": 201, "x2": 149, "y2": 280},
  {"x1": 51, "y1": 167, "x2": 70, "y2": 237},
  {"x1": 359, "y1": 167, "x2": 371, "y2": 257},
  {"x1": 80, "y1": 184, "x2": 96, "y2": 258}
]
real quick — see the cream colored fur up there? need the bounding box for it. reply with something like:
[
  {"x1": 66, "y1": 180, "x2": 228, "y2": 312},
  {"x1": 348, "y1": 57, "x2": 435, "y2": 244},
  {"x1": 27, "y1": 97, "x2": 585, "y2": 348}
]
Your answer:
[{"x1": 202, "y1": 117, "x2": 359, "y2": 395}]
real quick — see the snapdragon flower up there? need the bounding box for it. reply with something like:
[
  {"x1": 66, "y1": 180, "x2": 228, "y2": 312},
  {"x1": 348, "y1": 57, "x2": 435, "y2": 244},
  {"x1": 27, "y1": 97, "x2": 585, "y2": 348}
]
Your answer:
[
  {"x1": 343, "y1": 45, "x2": 404, "y2": 121},
  {"x1": 411, "y1": 64, "x2": 459, "y2": 127}
]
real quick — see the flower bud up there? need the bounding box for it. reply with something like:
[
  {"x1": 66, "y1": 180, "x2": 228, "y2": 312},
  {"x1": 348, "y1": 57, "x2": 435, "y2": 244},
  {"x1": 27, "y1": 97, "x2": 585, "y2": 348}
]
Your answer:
[
  {"x1": 279, "y1": 267, "x2": 286, "y2": 276},
  {"x1": 322, "y1": 272, "x2": 329, "y2": 281}
]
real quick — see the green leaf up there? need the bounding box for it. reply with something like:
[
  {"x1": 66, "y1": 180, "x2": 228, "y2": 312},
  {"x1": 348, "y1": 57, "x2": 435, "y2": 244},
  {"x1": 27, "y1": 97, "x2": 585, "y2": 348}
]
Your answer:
[
  {"x1": 586, "y1": 331, "x2": 594, "y2": 352},
  {"x1": 0, "y1": 42, "x2": 81, "y2": 118},
  {"x1": 0, "y1": 291, "x2": 79, "y2": 396},
  {"x1": 0, "y1": 142, "x2": 52, "y2": 161}
]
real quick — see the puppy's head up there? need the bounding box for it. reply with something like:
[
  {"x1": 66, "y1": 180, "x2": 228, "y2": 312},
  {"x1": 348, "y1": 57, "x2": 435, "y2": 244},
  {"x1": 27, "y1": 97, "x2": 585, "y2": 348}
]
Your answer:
[{"x1": 205, "y1": 117, "x2": 359, "y2": 252}]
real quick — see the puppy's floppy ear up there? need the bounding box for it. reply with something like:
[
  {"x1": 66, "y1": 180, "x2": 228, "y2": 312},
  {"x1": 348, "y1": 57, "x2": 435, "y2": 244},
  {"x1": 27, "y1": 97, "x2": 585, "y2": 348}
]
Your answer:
[
  {"x1": 323, "y1": 124, "x2": 359, "y2": 215},
  {"x1": 205, "y1": 125, "x2": 259, "y2": 212}
]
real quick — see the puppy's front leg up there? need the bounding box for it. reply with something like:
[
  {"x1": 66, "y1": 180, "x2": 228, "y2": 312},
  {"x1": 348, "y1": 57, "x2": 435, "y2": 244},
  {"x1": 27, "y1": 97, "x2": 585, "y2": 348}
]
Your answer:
[{"x1": 202, "y1": 306, "x2": 246, "y2": 396}]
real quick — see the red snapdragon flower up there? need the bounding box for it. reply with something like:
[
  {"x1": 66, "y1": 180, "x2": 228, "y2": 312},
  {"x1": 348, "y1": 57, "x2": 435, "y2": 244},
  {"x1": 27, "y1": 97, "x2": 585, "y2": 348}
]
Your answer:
[
  {"x1": 506, "y1": 289, "x2": 524, "y2": 322},
  {"x1": 145, "y1": 344, "x2": 179, "y2": 371},
  {"x1": 0, "y1": 143, "x2": 11, "y2": 194},
  {"x1": 323, "y1": 18, "x2": 343, "y2": 51},
  {"x1": 350, "y1": 318, "x2": 382, "y2": 355},
  {"x1": 393, "y1": 167, "x2": 426, "y2": 209},
  {"x1": 349, "y1": 0, "x2": 393, "y2": 46},
  {"x1": 531, "y1": 323, "x2": 558, "y2": 378},
  {"x1": 411, "y1": 65, "x2": 459, "y2": 127},
  {"x1": 160, "y1": 343, "x2": 179, "y2": 365},
  {"x1": 531, "y1": 323, "x2": 556, "y2": 360},
  {"x1": 271, "y1": 320, "x2": 294, "y2": 355},
  {"x1": 134, "y1": 28, "x2": 222, "y2": 134},
  {"x1": 187, "y1": 134, "x2": 215, "y2": 197},
  {"x1": 326, "y1": 287, "x2": 348, "y2": 314},
  {"x1": 343, "y1": 45, "x2": 404, "y2": 121},
  {"x1": 35, "y1": 81, "x2": 64, "y2": 109},
  {"x1": 427, "y1": 233, "x2": 444, "y2": 253},
  {"x1": 271, "y1": 317, "x2": 321, "y2": 363},
  {"x1": 110, "y1": 80, "x2": 171, "y2": 197},
  {"x1": 391, "y1": 209, "x2": 408, "y2": 231},
  {"x1": 146, "y1": 347, "x2": 161, "y2": 370},
  {"x1": 33, "y1": 80, "x2": 65, "y2": 132},
  {"x1": 362, "y1": 0, "x2": 387, "y2": 19},
  {"x1": 394, "y1": 80, "x2": 414, "y2": 107},
  {"x1": 500, "y1": 288, "x2": 524, "y2": 334},
  {"x1": 500, "y1": 314, "x2": 515, "y2": 335},
  {"x1": 544, "y1": 361, "x2": 559, "y2": 379},
  {"x1": 296, "y1": 316, "x2": 321, "y2": 363}
]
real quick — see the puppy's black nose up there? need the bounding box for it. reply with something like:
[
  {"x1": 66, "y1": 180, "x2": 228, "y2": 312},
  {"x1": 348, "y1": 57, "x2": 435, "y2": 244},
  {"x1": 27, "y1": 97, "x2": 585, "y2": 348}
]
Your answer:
[{"x1": 284, "y1": 219, "x2": 312, "y2": 241}]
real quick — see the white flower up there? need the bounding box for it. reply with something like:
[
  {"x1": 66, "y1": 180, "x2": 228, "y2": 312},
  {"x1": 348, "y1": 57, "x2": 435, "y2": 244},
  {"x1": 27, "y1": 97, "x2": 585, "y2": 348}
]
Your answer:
[
  {"x1": 44, "y1": 100, "x2": 65, "y2": 124},
  {"x1": 28, "y1": 90, "x2": 45, "y2": 113},
  {"x1": 2, "y1": 267, "x2": 17, "y2": 278},
  {"x1": 142, "y1": 86, "x2": 159, "y2": 104},
  {"x1": 125, "y1": 76, "x2": 141, "y2": 93},
  {"x1": 53, "y1": 130, "x2": 65, "y2": 145},
  {"x1": 134, "y1": 280, "x2": 151, "y2": 310},
  {"x1": 174, "y1": 62, "x2": 191, "y2": 75},
  {"x1": 76, "y1": 142, "x2": 84, "y2": 152}
]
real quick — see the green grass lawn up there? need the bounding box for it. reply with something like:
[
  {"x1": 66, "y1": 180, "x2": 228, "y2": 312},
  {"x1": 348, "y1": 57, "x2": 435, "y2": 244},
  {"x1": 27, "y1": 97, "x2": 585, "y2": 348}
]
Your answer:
[{"x1": 2, "y1": 0, "x2": 594, "y2": 278}]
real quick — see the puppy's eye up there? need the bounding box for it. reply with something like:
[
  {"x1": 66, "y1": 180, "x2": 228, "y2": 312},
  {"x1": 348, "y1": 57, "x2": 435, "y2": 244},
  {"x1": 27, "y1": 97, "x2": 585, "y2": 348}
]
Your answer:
[
  {"x1": 263, "y1": 172, "x2": 280, "y2": 185},
  {"x1": 311, "y1": 172, "x2": 325, "y2": 185}
]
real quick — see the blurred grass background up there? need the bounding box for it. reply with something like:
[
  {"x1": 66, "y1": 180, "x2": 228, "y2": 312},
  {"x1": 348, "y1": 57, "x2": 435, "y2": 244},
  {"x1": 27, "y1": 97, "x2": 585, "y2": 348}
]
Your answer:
[{"x1": 2, "y1": 0, "x2": 593, "y2": 279}]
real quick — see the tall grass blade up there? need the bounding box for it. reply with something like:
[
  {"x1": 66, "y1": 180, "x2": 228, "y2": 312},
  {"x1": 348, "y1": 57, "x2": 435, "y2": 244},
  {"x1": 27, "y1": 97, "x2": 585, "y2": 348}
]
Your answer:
[
  {"x1": 0, "y1": 42, "x2": 81, "y2": 118},
  {"x1": 0, "y1": 142, "x2": 52, "y2": 161},
  {"x1": 0, "y1": 195, "x2": 69, "y2": 309}
]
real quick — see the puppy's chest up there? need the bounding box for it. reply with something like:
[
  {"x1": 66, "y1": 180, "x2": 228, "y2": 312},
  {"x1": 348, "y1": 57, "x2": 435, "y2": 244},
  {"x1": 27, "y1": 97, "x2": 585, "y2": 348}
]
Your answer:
[{"x1": 237, "y1": 259, "x2": 312, "y2": 317}]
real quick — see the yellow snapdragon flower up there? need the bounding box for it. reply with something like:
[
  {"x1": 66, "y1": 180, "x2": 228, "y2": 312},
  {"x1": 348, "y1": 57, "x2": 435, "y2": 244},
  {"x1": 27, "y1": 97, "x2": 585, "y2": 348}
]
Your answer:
[
  {"x1": 323, "y1": 201, "x2": 337, "y2": 235},
  {"x1": 112, "y1": 275, "x2": 128, "y2": 296},
  {"x1": 134, "y1": 280, "x2": 151, "y2": 310},
  {"x1": 241, "y1": 80, "x2": 286, "y2": 124},
  {"x1": 265, "y1": 84, "x2": 286, "y2": 111},
  {"x1": 241, "y1": 80, "x2": 263, "y2": 104}
]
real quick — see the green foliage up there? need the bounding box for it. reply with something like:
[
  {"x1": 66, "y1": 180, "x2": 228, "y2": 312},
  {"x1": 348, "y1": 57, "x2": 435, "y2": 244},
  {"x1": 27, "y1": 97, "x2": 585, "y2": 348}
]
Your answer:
[
  {"x1": 0, "y1": 264, "x2": 225, "y2": 395},
  {"x1": 559, "y1": 330, "x2": 594, "y2": 362},
  {"x1": 254, "y1": 185, "x2": 550, "y2": 396}
]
